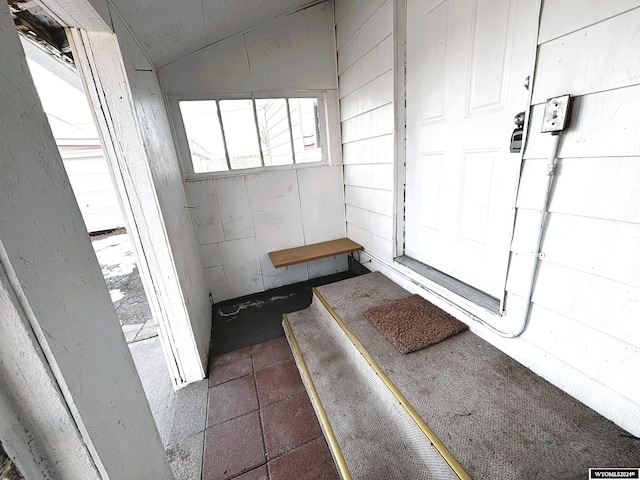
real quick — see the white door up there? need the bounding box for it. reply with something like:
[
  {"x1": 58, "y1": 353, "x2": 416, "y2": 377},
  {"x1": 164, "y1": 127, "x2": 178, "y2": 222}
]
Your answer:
[{"x1": 405, "y1": 0, "x2": 540, "y2": 299}]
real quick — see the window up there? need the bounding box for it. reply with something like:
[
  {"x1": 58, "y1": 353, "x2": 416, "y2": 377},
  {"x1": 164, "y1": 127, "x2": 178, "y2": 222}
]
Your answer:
[{"x1": 178, "y1": 97, "x2": 323, "y2": 174}]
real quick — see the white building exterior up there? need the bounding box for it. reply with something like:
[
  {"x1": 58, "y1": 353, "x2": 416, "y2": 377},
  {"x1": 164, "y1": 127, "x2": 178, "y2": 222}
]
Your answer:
[{"x1": 23, "y1": 39, "x2": 125, "y2": 233}]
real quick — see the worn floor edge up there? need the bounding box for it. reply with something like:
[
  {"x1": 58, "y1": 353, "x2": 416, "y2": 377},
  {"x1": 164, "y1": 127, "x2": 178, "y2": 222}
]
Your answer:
[
  {"x1": 283, "y1": 314, "x2": 352, "y2": 480},
  {"x1": 312, "y1": 287, "x2": 470, "y2": 480}
]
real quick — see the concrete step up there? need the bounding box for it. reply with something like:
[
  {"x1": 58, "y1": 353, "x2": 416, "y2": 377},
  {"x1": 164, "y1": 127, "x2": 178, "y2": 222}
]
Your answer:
[
  {"x1": 283, "y1": 272, "x2": 640, "y2": 480},
  {"x1": 284, "y1": 283, "x2": 465, "y2": 480}
]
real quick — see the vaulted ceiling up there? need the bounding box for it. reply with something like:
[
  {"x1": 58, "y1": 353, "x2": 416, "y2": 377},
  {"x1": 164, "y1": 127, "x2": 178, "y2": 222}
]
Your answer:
[{"x1": 108, "y1": 0, "x2": 325, "y2": 68}]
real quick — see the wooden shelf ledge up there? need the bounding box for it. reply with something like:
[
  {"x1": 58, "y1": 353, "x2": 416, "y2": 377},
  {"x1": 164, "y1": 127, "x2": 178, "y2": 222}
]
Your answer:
[{"x1": 268, "y1": 238, "x2": 364, "y2": 268}]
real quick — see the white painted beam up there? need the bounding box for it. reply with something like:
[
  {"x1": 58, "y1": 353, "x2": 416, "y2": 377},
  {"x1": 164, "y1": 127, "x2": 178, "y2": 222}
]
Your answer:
[
  {"x1": 0, "y1": 5, "x2": 172, "y2": 478},
  {"x1": 68, "y1": 27, "x2": 208, "y2": 385},
  {"x1": 0, "y1": 264, "x2": 99, "y2": 479}
]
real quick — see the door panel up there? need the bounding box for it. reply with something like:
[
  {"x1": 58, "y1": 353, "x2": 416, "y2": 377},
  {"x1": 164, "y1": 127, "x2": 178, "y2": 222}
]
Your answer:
[{"x1": 405, "y1": 0, "x2": 540, "y2": 298}]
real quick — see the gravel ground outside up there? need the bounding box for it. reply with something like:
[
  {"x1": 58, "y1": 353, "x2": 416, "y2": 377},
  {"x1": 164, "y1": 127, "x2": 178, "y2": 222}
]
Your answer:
[{"x1": 91, "y1": 230, "x2": 157, "y2": 343}]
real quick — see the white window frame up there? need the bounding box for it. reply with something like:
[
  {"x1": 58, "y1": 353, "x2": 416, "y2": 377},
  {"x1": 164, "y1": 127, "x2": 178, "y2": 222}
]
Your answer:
[{"x1": 168, "y1": 91, "x2": 337, "y2": 180}]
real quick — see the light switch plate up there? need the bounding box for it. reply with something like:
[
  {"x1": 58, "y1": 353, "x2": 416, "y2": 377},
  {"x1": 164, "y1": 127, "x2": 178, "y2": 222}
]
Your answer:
[{"x1": 541, "y1": 95, "x2": 571, "y2": 134}]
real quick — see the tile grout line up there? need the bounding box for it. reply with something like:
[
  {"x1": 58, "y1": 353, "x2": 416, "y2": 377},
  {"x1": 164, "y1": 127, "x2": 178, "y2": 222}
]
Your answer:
[
  {"x1": 208, "y1": 338, "x2": 333, "y2": 479},
  {"x1": 200, "y1": 374, "x2": 211, "y2": 480},
  {"x1": 252, "y1": 350, "x2": 271, "y2": 478}
]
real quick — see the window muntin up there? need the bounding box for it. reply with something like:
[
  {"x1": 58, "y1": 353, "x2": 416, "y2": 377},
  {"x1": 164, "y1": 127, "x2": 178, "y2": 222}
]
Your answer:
[
  {"x1": 218, "y1": 99, "x2": 262, "y2": 170},
  {"x1": 255, "y1": 98, "x2": 292, "y2": 167},
  {"x1": 179, "y1": 97, "x2": 322, "y2": 174},
  {"x1": 289, "y1": 98, "x2": 321, "y2": 164},
  {"x1": 179, "y1": 100, "x2": 228, "y2": 173}
]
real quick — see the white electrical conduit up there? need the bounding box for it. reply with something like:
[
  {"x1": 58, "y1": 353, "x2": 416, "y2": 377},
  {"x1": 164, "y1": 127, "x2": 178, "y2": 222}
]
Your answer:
[
  {"x1": 475, "y1": 132, "x2": 563, "y2": 338},
  {"x1": 364, "y1": 131, "x2": 563, "y2": 339},
  {"x1": 371, "y1": 131, "x2": 563, "y2": 338}
]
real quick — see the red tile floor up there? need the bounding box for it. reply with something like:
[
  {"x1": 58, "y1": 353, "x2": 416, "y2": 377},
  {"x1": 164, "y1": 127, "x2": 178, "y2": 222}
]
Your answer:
[{"x1": 203, "y1": 336, "x2": 341, "y2": 480}]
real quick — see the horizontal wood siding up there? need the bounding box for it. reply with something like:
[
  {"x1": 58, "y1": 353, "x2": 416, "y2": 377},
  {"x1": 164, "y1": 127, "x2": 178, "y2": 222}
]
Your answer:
[
  {"x1": 337, "y1": 0, "x2": 395, "y2": 262},
  {"x1": 335, "y1": 0, "x2": 640, "y2": 435},
  {"x1": 506, "y1": 3, "x2": 640, "y2": 433}
]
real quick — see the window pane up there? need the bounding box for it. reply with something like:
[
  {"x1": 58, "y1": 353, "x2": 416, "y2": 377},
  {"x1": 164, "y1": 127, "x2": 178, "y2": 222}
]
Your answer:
[
  {"x1": 289, "y1": 98, "x2": 322, "y2": 164},
  {"x1": 219, "y1": 99, "x2": 262, "y2": 170},
  {"x1": 255, "y1": 98, "x2": 293, "y2": 167},
  {"x1": 179, "y1": 100, "x2": 228, "y2": 173}
]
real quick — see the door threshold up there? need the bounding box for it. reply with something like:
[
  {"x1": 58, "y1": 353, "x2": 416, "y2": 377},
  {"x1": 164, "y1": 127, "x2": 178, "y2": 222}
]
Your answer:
[{"x1": 395, "y1": 256, "x2": 501, "y2": 314}]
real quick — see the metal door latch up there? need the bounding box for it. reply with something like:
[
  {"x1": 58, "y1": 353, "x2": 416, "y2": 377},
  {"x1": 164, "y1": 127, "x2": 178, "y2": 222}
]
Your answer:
[{"x1": 510, "y1": 111, "x2": 525, "y2": 153}]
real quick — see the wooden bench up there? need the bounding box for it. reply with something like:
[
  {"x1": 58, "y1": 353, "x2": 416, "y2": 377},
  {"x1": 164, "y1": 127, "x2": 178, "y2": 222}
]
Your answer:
[{"x1": 268, "y1": 238, "x2": 364, "y2": 268}]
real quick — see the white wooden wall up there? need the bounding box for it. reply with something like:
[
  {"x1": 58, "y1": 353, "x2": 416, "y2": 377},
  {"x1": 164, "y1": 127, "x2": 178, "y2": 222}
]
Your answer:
[
  {"x1": 24, "y1": 42, "x2": 125, "y2": 234},
  {"x1": 0, "y1": 3, "x2": 172, "y2": 476},
  {"x1": 335, "y1": 0, "x2": 640, "y2": 436},
  {"x1": 186, "y1": 168, "x2": 345, "y2": 301},
  {"x1": 336, "y1": 0, "x2": 396, "y2": 262},
  {"x1": 503, "y1": 1, "x2": 640, "y2": 435},
  {"x1": 158, "y1": 2, "x2": 346, "y2": 302},
  {"x1": 111, "y1": 15, "x2": 212, "y2": 369}
]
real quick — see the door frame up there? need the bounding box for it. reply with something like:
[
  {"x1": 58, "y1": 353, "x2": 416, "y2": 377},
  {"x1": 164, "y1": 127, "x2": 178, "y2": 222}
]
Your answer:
[
  {"x1": 393, "y1": 0, "x2": 542, "y2": 313},
  {"x1": 35, "y1": 0, "x2": 206, "y2": 388}
]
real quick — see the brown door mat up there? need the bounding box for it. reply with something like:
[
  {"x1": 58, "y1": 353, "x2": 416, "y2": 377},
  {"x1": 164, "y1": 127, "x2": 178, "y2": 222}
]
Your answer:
[{"x1": 363, "y1": 294, "x2": 468, "y2": 353}]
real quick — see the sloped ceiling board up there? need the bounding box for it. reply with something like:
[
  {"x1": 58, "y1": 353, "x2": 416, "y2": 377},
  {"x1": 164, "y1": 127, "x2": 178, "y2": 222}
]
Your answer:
[{"x1": 107, "y1": 0, "x2": 327, "y2": 68}]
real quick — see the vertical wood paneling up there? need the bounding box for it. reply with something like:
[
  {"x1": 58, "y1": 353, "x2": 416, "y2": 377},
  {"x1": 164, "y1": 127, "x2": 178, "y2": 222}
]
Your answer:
[
  {"x1": 246, "y1": 170, "x2": 310, "y2": 290},
  {"x1": 214, "y1": 176, "x2": 255, "y2": 240},
  {"x1": 308, "y1": 255, "x2": 349, "y2": 279},
  {"x1": 189, "y1": 165, "x2": 346, "y2": 300},
  {"x1": 298, "y1": 166, "x2": 346, "y2": 244},
  {"x1": 245, "y1": 2, "x2": 336, "y2": 91},
  {"x1": 159, "y1": 4, "x2": 336, "y2": 95},
  {"x1": 158, "y1": 3, "x2": 345, "y2": 300},
  {"x1": 205, "y1": 265, "x2": 229, "y2": 303},
  {"x1": 200, "y1": 243, "x2": 222, "y2": 268},
  {"x1": 186, "y1": 180, "x2": 225, "y2": 245},
  {"x1": 218, "y1": 237, "x2": 264, "y2": 298},
  {"x1": 159, "y1": 36, "x2": 251, "y2": 95}
]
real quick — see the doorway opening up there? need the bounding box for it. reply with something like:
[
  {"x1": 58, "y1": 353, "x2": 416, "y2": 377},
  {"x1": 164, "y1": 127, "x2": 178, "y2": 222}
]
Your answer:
[{"x1": 14, "y1": 7, "x2": 175, "y2": 446}]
